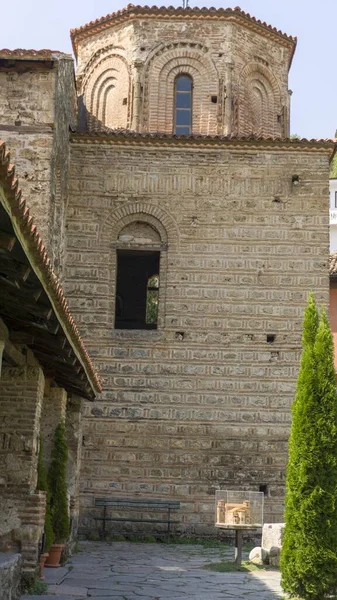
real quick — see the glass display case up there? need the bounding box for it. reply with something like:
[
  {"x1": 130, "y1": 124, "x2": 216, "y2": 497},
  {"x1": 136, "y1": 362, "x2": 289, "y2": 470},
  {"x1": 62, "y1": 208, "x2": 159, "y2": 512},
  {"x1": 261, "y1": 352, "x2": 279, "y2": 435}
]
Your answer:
[{"x1": 215, "y1": 490, "x2": 264, "y2": 528}]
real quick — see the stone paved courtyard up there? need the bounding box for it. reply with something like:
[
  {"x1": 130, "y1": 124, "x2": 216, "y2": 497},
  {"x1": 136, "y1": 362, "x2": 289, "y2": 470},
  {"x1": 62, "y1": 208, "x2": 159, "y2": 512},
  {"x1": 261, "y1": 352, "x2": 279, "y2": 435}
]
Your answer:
[{"x1": 21, "y1": 541, "x2": 284, "y2": 600}]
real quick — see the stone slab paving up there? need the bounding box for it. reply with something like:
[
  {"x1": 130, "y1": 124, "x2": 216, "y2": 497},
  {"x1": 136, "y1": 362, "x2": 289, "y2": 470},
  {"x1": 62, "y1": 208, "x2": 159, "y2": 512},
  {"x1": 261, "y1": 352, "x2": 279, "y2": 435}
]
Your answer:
[{"x1": 21, "y1": 541, "x2": 284, "y2": 600}]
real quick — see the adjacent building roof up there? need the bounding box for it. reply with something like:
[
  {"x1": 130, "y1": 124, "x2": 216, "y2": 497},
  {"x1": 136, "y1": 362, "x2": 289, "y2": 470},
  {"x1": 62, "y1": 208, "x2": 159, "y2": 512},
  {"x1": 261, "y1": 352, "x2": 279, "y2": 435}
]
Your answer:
[
  {"x1": 0, "y1": 49, "x2": 69, "y2": 60},
  {"x1": 70, "y1": 4, "x2": 297, "y2": 62},
  {"x1": 0, "y1": 139, "x2": 102, "y2": 399}
]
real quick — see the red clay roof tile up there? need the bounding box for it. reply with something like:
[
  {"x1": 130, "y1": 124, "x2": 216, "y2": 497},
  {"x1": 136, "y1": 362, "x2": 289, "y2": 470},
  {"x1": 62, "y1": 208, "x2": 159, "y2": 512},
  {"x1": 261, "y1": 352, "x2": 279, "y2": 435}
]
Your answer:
[{"x1": 70, "y1": 4, "x2": 296, "y2": 59}]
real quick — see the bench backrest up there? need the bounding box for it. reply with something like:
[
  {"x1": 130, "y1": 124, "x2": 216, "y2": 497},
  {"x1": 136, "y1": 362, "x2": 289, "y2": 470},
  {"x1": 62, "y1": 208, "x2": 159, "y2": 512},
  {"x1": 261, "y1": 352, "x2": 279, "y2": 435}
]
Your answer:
[{"x1": 95, "y1": 497, "x2": 180, "y2": 509}]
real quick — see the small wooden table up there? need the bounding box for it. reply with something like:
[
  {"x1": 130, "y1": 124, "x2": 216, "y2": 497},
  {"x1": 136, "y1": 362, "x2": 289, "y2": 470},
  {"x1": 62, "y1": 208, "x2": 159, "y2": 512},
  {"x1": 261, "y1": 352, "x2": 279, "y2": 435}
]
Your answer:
[{"x1": 215, "y1": 524, "x2": 261, "y2": 566}]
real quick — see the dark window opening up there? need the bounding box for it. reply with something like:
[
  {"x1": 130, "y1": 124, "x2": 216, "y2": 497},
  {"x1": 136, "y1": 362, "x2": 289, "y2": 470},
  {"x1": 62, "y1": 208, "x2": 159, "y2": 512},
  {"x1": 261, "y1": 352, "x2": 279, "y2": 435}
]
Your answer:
[
  {"x1": 211, "y1": 95, "x2": 218, "y2": 104},
  {"x1": 267, "y1": 334, "x2": 276, "y2": 343},
  {"x1": 174, "y1": 74, "x2": 192, "y2": 135},
  {"x1": 259, "y1": 484, "x2": 269, "y2": 496},
  {"x1": 115, "y1": 250, "x2": 160, "y2": 330},
  {"x1": 122, "y1": 97, "x2": 128, "y2": 105}
]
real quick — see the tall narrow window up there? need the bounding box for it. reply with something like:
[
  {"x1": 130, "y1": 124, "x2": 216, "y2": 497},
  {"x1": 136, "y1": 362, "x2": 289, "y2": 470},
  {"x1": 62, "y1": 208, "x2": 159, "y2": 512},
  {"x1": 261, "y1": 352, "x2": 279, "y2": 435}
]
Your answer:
[
  {"x1": 174, "y1": 74, "x2": 192, "y2": 135},
  {"x1": 115, "y1": 250, "x2": 160, "y2": 330}
]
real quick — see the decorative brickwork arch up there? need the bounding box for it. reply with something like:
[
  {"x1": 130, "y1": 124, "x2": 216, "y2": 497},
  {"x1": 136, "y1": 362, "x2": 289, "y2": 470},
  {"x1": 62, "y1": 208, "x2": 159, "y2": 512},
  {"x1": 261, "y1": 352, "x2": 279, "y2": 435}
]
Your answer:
[
  {"x1": 142, "y1": 43, "x2": 219, "y2": 134},
  {"x1": 107, "y1": 203, "x2": 179, "y2": 251},
  {"x1": 80, "y1": 43, "x2": 126, "y2": 89},
  {"x1": 82, "y1": 53, "x2": 131, "y2": 131},
  {"x1": 239, "y1": 62, "x2": 282, "y2": 138}
]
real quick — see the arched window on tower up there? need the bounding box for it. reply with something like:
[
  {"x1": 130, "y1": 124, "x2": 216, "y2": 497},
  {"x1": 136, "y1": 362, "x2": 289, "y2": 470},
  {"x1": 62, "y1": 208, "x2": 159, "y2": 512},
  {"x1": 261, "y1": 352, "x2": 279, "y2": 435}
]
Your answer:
[{"x1": 174, "y1": 74, "x2": 193, "y2": 135}]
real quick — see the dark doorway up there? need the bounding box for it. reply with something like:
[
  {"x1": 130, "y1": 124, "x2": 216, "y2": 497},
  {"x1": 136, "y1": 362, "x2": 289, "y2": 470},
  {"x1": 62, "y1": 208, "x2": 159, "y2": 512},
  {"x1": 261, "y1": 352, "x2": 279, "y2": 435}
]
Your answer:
[{"x1": 115, "y1": 250, "x2": 160, "y2": 329}]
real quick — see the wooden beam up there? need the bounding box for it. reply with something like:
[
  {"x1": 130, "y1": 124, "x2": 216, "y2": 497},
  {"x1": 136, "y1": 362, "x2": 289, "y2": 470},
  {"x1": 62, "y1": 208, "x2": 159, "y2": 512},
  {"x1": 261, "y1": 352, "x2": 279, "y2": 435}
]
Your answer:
[
  {"x1": 0, "y1": 256, "x2": 32, "y2": 283},
  {"x1": 9, "y1": 332, "x2": 35, "y2": 345},
  {"x1": 0, "y1": 274, "x2": 21, "y2": 290},
  {"x1": 0, "y1": 292, "x2": 54, "y2": 321},
  {"x1": 0, "y1": 311, "x2": 59, "y2": 336},
  {"x1": 32, "y1": 346, "x2": 80, "y2": 370},
  {"x1": 0, "y1": 231, "x2": 16, "y2": 251}
]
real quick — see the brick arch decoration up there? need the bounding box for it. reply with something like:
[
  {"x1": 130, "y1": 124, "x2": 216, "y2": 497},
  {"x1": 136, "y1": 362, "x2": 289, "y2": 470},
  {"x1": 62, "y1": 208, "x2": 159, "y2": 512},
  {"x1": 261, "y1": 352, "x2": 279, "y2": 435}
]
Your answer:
[
  {"x1": 82, "y1": 53, "x2": 131, "y2": 131},
  {"x1": 106, "y1": 203, "x2": 180, "y2": 252},
  {"x1": 142, "y1": 43, "x2": 219, "y2": 134},
  {"x1": 238, "y1": 62, "x2": 282, "y2": 138}
]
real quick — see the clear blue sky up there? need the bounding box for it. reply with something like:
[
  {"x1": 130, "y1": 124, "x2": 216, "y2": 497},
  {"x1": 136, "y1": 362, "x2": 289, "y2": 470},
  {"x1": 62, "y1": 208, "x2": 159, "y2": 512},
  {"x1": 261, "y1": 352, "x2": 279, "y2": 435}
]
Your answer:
[{"x1": 2, "y1": 0, "x2": 336, "y2": 139}]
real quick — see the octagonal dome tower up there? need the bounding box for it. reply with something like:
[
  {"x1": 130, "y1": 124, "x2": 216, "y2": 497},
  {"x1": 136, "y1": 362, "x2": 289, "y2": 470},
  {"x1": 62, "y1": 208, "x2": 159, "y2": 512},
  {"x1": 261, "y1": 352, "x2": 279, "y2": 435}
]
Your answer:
[{"x1": 71, "y1": 4, "x2": 296, "y2": 138}]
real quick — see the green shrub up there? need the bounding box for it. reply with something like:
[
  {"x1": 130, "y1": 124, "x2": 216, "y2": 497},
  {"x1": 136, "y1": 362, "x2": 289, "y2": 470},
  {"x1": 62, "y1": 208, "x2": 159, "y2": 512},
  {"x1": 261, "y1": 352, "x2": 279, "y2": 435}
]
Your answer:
[
  {"x1": 48, "y1": 423, "x2": 70, "y2": 543},
  {"x1": 281, "y1": 294, "x2": 337, "y2": 599},
  {"x1": 37, "y1": 440, "x2": 54, "y2": 551}
]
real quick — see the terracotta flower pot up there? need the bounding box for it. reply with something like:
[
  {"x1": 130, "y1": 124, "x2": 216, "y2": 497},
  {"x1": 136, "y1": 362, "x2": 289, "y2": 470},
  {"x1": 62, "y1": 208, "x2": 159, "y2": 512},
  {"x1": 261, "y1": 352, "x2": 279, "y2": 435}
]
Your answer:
[
  {"x1": 39, "y1": 552, "x2": 49, "y2": 579},
  {"x1": 45, "y1": 544, "x2": 64, "y2": 568}
]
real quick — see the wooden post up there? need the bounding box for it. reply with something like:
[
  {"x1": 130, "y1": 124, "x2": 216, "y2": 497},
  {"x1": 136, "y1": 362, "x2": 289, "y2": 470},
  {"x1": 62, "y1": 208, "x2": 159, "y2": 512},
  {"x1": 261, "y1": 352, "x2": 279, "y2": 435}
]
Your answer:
[{"x1": 234, "y1": 529, "x2": 243, "y2": 566}]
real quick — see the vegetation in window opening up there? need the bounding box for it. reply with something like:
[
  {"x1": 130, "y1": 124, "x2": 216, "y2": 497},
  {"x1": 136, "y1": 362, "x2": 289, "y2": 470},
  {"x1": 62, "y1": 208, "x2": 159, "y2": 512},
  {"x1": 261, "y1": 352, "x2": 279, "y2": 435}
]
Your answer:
[{"x1": 146, "y1": 275, "x2": 159, "y2": 324}]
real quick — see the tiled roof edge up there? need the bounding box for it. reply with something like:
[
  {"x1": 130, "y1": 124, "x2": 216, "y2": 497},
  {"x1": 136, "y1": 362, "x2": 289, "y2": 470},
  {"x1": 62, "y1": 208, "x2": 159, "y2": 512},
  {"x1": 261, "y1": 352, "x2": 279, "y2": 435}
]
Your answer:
[
  {"x1": 70, "y1": 4, "x2": 296, "y2": 58},
  {"x1": 0, "y1": 49, "x2": 72, "y2": 60},
  {"x1": 0, "y1": 139, "x2": 102, "y2": 396},
  {"x1": 71, "y1": 130, "x2": 337, "y2": 151}
]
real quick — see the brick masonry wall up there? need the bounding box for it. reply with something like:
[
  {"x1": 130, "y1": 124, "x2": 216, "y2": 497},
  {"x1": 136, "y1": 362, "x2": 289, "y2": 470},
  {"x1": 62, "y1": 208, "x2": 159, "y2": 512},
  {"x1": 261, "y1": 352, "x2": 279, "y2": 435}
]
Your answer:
[
  {"x1": 64, "y1": 139, "x2": 330, "y2": 534},
  {"x1": 0, "y1": 365, "x2": 46, "y2": 567},
  {"x1": 76, "y1": 17, "x2": 291, "y2": 136},
  {"x1": 0, "y1": 366, "x2": 45, "y2": 493}
]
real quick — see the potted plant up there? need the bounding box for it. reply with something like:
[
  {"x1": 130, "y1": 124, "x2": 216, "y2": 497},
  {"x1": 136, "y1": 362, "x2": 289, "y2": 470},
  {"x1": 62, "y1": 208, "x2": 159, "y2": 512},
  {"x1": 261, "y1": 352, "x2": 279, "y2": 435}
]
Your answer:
[
  {"x1": 37, "y1": 440, "x2": 54, "y2": 578},
  {"x1": 45, "y1": 422, "x2": 70, "y2": 567}
]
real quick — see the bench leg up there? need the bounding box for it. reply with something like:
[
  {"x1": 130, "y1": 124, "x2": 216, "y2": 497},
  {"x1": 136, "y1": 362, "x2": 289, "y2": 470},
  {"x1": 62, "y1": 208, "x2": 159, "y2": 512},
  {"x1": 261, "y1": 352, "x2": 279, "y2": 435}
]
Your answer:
[
  {"x1": 167, "y1": 507, "x2": 171, "y2": 543},
  {"x1": 102, "y1": 505, "x2": 107, "y2": 541}
]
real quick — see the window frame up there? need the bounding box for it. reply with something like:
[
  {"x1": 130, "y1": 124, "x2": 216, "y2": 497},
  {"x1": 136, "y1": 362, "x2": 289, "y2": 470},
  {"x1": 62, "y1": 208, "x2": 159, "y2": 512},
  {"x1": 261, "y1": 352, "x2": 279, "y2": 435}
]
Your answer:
[{"x1": 174, "y1": 73, "x2": 193, "y2": 135}]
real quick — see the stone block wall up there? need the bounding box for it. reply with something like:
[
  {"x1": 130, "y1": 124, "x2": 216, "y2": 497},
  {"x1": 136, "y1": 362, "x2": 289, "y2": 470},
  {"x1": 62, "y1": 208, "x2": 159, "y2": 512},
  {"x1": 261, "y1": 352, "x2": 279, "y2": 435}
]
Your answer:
[
  {"x1": 64, "y1": 137, "x2": 330, "y2": 534},
  {"x1": 0, "y1": 55, "x2": 76, "y2": 276},
  {"x1": 0, "y1": 553, "x2": 22, "y2": 600}
]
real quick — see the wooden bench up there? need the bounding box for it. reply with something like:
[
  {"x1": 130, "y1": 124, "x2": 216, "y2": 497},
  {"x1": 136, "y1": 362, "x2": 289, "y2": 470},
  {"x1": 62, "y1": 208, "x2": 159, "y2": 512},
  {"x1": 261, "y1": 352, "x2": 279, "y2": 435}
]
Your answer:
[{"x1": 94, "y1": 497, "x2": 180, "y2": 542}]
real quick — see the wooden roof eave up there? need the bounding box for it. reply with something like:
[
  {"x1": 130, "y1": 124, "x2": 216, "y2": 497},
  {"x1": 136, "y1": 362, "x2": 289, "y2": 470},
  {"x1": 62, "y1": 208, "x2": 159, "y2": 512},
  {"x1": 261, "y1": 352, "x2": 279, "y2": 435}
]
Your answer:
[{"x1": 0, "y1": 186, "x2": 99, "y2": 401}]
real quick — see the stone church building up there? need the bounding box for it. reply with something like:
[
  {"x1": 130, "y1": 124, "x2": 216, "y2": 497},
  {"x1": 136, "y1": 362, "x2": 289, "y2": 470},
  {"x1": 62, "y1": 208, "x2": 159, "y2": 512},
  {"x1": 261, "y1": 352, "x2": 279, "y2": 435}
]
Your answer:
[{"x1": 0, "y1": 4, "x2": 335, "y2": 537}]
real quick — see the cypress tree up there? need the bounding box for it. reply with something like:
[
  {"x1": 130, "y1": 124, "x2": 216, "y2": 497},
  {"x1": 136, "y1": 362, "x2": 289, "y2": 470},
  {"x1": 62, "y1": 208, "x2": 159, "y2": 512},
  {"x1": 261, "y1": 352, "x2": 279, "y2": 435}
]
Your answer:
[
  {"x1": 48, "y1": 423, "x2": 70, "y2": 543},
  {"x1": 281, "y1": 296, "x2": 337, "y2": 599}
]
